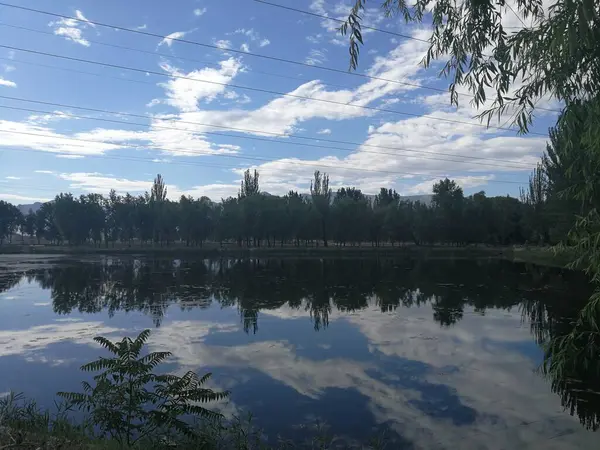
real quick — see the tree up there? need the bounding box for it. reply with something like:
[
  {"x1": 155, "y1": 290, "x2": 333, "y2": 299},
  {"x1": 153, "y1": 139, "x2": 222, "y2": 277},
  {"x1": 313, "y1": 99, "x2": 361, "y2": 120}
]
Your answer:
[
  {"x1": 520, "y1": 164, "x2": 549, "y2": 244},
  {"x1": 22, "y1": 211, "x2": 36, "y2": 242},
  {"x1": 310, "y1": 171, "x2": 331, "y2": 247},
  {"x1": 342, "y1": 0, "x2": 598, "y2": 135},
  {"x1": 239, "y1": 169, "x2": 260, "y2": 198},
  {"x1": 433, "y1": 178, "x2": 465, "y2": 245},
  {"x1": 373, "y1": 188, "x2": 400, "y2": 245},
  {"x1": 58, "y1": 330, "x2": 228, "y2": 446},
  {"x1": 0, "y1": 201, "x2": 21, "y2": 245},
  {"x1": 150, "y1": 174, "x2": 167, "y2": 203},
  {"x1": 332, "y1": 187, "x2": 370, "y2": 245}
]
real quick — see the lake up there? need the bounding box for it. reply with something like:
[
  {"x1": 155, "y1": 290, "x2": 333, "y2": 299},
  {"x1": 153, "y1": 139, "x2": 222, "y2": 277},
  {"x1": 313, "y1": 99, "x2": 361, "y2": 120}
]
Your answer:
[{"x1": 0, "y1": 255, "x2": 598, "y2": 448}]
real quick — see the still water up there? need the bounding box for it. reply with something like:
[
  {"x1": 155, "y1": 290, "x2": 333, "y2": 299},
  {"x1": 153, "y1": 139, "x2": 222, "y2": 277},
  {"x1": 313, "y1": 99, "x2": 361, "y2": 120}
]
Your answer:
[{"x1": 0, "y1": 255, "x2": 598, "y2": 448}]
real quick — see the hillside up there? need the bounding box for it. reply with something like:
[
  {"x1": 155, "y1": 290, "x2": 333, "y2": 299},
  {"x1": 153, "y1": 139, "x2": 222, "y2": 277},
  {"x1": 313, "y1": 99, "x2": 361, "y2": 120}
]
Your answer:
[{"x1": 17, "y1": 202, "x2": 43, "y2": 215}]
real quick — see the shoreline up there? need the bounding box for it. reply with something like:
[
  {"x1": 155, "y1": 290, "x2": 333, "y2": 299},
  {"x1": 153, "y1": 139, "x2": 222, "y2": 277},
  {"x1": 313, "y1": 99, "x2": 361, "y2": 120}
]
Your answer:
[{"x1": 0, "y1": 243, "x2": 576, "y2": 268}]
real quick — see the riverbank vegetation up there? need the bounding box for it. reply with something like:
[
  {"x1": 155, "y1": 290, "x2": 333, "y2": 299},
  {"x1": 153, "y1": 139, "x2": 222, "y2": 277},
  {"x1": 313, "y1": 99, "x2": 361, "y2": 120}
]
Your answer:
[
  {"x1": 0, "y1": 165, "x2": 579, "y2": 253},
  {"x1": 0, "y1": 330, "x2": 389, "y2": 449},
  {"x1": 341, "y1": 0, "x2": 600, "y2": 432}
]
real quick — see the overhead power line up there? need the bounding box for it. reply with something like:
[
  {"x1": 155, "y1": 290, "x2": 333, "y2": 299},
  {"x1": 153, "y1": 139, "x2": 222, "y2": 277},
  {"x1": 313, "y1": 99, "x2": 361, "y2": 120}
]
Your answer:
[
  {"x1": 0, "y1": 44, "x2": 548, "y2": 137},
  {"x1": 0, "y1": 95, "x2": 536, "y2": 168},
  {"x1": 0, "y1": 2, "x2": 435, "y2": 90},
  {"x1": 0, "y1": 104, "x2": 533, "y2": 171},
  {"x1": 0, "y1": 128, "x2": 526, "y2": 184},
  {"x1": 0, "y1": 2, "x2": 559, "y2": 114},
  {"x1": 0, "y1": 22, "x2": 362, "y2": 93},
  {"x1": 252, "y1": 0, "x2": 429, "y2": 42}
]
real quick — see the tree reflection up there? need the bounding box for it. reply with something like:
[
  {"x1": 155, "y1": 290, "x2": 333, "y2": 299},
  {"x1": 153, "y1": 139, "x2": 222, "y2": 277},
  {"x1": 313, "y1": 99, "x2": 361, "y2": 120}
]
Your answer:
[
  {"x1": 522, "y1": 293, "x2": 600, "y2": 431},
  {"x1": 0, "y1": 257, "x2": 589, "y2": 330}
]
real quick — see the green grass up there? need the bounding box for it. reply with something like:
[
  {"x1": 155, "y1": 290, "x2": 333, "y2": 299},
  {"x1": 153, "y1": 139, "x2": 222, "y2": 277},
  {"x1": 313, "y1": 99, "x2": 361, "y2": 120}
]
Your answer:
[{"x1": 0, "y1": 393, "x2": 391, "y2": 449}]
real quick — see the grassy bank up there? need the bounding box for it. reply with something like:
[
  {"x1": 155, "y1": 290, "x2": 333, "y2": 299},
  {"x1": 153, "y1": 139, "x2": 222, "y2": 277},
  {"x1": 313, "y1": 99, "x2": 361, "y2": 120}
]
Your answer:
[
  {"x1": 0, "y1": 393, "x2": 368, "y2": 450},
  {"x1": 0, "y1": 242, "x2": 576, "y2": 267}
]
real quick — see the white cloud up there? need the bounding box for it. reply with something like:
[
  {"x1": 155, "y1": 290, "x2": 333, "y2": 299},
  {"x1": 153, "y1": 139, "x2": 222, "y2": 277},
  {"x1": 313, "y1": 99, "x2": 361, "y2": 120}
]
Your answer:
[
  {"x1": 0, "y1": 77, "x2": 16, "y2": 88},
  {"x1": 213, "y1": 39, "x2": 232, "y2": 49},
  {"x1": 3, "y1": 64, "x2": 15, "y2": 73},
  {"x1": 135, "y1": 24, "x2": 147, "y2": 30},
  {"x1": 27, "y1": 110, "x2": 77, "y2": 125},
  {"x1": 146, "y1": 98, "x2": 161, "y2": 108},
  {"x1": 34, "y1": 170, "x2": 55, "y2": 174},
  {"x1": 158, "y1": 30, "x2": 194, "y2": 48},
  {"x1": 57, "y1": 172, "x2": 240, "y2": 200},
  {"x1": 304, "y1": 48, "x2": 328, "y2": 65},
  {"x1": 329, "y1": 38, "x2": 347, "y2": 47},
  {"x1": 194, "y1": 8, "x2": 207, "y2": 16},
  {"x1": 259, "y1": 38, "x2": 270, "y2": 47},
  {"x1": 49, "y1": 11, "x2": 94, "y2": 47},
  {"x1": 0, "y1": 322, "x2": 123, "y2": 358},
  {"x1": 240, "y1": 43, "x2": 250, "y2": 53},
  {"x1": 75, "y1": 10, "x2": 95, "y2": 28},
  {"x1": 56, "y1": 154, "x2": 85, "y2": 159},
  {"x1": 0, "y1": 193, "x2": 50, "y2": 203},
  {"x1": 159, "y1": 57, "x2": 243, "y2": 112},
  {"x1": 233, "y1": 28, "x2": 260, "y2": 41},
  {"x1": 5, "y1": 176, "x2": 20, "y2": 180},
  {"x1": 59, "y1": 172, "x2": 154, "y2": 194},
  {"x1": 53, "y1": 27, "x2": 90, "y2": 46},
  {"x1": 0, "y1": 119, "x2": 123, "y2": 156},
  {"x1": 317, "y1": 128, "x2": 332, "y2": 135},
  {"x1": 306, "y1": 34, "x2": 323, "y2": 44},
  {"x1": 403, "y1": 176, "x2": 496, "y2": 195}
]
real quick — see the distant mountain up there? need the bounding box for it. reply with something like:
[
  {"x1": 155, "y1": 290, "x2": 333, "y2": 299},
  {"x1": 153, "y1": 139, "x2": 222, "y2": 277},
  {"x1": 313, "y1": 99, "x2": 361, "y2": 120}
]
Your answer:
[
  {"x1": 17, "y1": 202, "x2": 43, "y2": 215},
  {"x1": 402, "y1": 194, "x2": 433, "y2": 205}
]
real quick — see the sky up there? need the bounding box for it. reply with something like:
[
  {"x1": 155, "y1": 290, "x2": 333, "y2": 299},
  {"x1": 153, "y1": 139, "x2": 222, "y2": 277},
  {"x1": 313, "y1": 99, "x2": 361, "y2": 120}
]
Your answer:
[{"x1": 0, "y1": 0, "x2": 560, "y2": 204}]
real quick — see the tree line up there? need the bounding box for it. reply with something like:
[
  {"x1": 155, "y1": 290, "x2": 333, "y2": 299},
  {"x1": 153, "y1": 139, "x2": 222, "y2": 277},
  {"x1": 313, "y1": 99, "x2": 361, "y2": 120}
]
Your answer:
[{"x1": 0, "y1": 164, "x2": 575, "y2": 249}]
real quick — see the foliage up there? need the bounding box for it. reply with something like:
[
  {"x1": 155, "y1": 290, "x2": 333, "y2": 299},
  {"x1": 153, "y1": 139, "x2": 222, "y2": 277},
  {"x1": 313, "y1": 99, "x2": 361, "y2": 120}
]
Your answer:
[
  {"x1": 310, "y1": 170, "x2": 332, "y2": 247},
  {"x1": 340, "y1": 0, "x2": 600, "y2": 413},
  {"x1": 0, "y1": 200, "x2": 21, "y2": 244},
  {"x1": 0, "y1": 171, "x2": 577, "y2": 250},
  {"x1": 58, "y1": 330, "x2": 228, "y2": 446},
  {"x1": 0, "y1": 391, "x2": 91, "y2": 449},
  {"x1": 341, "y1": 0, "x2": 599, "y2": 133}
]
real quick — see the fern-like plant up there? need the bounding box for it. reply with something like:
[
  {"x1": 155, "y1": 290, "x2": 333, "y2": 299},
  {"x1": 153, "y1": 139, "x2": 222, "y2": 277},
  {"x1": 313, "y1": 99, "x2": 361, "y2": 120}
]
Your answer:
[{"x1": 58, "y1": 329, "x2": 228, "y2": 446}]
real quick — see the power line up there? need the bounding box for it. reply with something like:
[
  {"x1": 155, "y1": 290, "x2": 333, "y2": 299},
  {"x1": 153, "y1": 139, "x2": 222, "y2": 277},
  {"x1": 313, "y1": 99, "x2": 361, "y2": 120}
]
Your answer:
[
  {"x1": 0, "y1": 22, "x2": 361, "y2": 93},
  {"x1": 0, "y1": 128, "x2": 527, "y2": 184},
  {"x1": 0, "y1": 2, "x2": 561, "y2": 118},
  {"x1": 0, "y1": 44, "x2": 549, "y2": 137},
  {"x1": 0, "y1": 105, "x2": 533, "y2": 171},
  {"x1": 505, "y1": 3, "x2": 529, "y2": 28},
  {"x1": 0, "y1": 1, "x2": 558, "y2": 115},
  {"x1": 252, "y1": 0, "x2": 429, "y2": 42},
  {"x1": 0, "y1": 24, "x2": 561, "y2": 119},
  {"x1": 0, "y1": 95, "x2": 536, "y2": 168},
  {"x1": 0, "y1": 2, "x2": 438, "y2": 90},
  {"x1": 252, "y1": 0, "x2": 558, "y2": 114},
  {"x1": 0, "y1": 146, "x2": 253, "y2": 171}
]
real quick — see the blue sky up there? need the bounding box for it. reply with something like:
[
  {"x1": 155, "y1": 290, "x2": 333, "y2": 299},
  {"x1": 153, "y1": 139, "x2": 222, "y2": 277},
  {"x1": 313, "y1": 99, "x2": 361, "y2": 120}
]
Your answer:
[{"x1": 0, "y1": 0, "x2": 558, "y2": 204}]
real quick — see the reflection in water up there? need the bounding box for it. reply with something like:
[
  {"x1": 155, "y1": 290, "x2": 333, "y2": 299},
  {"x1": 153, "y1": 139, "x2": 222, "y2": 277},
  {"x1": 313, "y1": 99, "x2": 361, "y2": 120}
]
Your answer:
[
  {"x1": 0, "y1": 256, "x2": 598, "y2": 446},
  {"x1": 5, "y1": 257, "x2": 585, "y2": 329},
  {"x1": 523, "y1": 298, "x2": 600, "y2": 432}
]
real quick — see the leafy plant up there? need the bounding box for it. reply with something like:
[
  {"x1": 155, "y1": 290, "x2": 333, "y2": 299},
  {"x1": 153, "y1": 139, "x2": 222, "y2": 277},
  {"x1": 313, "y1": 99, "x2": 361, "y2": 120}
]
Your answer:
[{"x1": 58, "y1": 329, "x2": 229, "y2": 446}]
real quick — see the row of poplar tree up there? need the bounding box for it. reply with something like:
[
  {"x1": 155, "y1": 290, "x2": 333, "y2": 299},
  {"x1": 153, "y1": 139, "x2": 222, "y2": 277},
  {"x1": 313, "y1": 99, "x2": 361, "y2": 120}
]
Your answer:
[{"x1": 0, "y1": 137, "x2": 575, "y2": 248}]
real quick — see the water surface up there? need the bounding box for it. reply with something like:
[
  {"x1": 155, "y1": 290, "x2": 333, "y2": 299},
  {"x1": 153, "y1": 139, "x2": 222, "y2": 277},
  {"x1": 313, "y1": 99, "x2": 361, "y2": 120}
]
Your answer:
[{"x1": 0, "y1": 256, "x2": 598, "y2": 448}]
